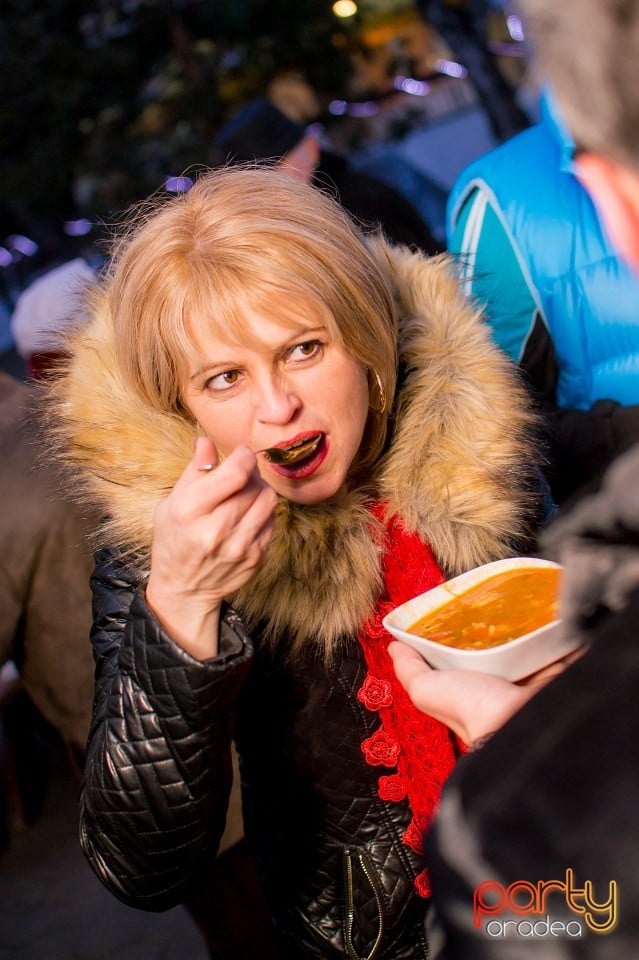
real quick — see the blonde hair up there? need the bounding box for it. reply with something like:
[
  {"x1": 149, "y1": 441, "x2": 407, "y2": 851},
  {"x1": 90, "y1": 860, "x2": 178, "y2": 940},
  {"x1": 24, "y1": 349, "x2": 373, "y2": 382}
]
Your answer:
[{"x1": 105, "y1": 165, "x2": 398, "y2": 476}]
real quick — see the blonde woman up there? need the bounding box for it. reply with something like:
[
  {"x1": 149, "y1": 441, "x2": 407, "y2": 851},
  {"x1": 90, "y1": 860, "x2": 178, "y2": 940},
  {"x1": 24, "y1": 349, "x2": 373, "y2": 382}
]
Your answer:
[{"x1": 51, "y1": 166, "x2": 546, "y2": 960}]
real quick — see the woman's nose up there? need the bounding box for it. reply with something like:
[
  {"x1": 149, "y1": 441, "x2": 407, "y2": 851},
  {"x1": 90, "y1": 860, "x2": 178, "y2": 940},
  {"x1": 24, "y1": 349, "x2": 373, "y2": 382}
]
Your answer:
[{"x1": 255, "y1": 375, "x2": 301, "y2": 423}]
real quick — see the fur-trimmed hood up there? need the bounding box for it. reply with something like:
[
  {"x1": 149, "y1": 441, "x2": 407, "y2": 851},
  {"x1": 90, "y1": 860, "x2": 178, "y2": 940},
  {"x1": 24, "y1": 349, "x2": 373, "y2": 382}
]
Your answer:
[{"x1": 50, "y1": 239, "x2": 540, "y2": 647}]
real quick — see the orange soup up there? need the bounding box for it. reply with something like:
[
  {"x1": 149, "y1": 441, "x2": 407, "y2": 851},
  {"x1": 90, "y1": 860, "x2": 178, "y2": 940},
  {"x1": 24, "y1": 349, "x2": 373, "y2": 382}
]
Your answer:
[{"x1": 408, "y1": 566, "x2": 562, "y2": 650}]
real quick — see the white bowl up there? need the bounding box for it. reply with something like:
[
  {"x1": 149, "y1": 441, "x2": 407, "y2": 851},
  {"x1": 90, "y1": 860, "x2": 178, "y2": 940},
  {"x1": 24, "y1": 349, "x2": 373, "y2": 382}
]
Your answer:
[{"x1": 383, "y1": 557, "x2": 581, "y2": 681}]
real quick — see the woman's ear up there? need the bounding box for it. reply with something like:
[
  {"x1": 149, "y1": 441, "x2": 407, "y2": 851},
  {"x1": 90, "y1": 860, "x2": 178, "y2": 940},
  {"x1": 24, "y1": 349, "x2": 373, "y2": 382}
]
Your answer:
[{"x1": 574, "y1": 151, "x2": 639, "y2": 273}]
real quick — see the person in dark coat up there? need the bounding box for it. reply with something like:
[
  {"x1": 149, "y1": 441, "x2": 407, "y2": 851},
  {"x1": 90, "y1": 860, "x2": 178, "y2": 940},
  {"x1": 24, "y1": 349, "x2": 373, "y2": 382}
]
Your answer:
[
  {"x1": 213, "y1": 96, "x2": 443, "y2": 256},
  {"x1": 417, "y1": 0, "x2": 529, "y2": 142}
]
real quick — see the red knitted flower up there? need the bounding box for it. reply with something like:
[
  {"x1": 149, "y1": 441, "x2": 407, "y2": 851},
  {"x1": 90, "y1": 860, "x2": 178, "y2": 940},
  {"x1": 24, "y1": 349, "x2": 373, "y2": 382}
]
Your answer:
[
  {"x1": 378, "y1": 774, "x2": 407, "y2": 802},
  {"x1": 414, "y1": 868, "x2": 431, "y2": 898},
  {"x1": 357, "y1": 675, "x2": 393, "y2": 711},
  {"x1": 403, "y1": 819, "x2": 425, "y2": 855},
  {"x1": 361, "y1": 729, "x2": 401, "y2": 767}
]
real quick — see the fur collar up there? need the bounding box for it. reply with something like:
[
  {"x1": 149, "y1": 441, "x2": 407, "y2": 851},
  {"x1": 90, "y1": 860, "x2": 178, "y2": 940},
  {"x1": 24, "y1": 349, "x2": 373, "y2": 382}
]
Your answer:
[{"x1": 50, "y1": 239, "x2": 539, "y2": 647}]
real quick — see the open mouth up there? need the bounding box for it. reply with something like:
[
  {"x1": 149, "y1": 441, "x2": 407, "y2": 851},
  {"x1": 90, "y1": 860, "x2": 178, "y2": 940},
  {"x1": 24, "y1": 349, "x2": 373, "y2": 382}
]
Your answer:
[{"x1": 261, "y1": 433, "x2": 324, "y2": 466}]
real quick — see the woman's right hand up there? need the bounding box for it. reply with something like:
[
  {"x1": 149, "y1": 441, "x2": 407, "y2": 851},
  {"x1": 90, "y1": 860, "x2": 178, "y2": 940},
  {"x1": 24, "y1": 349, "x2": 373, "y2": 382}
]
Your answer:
[{"x1": 145, "y1": 436, "x2": 278, "y2": 660}]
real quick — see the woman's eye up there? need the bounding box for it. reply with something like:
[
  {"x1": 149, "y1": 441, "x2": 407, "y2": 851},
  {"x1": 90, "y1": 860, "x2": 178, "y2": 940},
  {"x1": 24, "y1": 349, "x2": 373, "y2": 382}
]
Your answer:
[
  {"x1": 208, "y1": 369, "x2": 241, "y2": 391},
  {"x1": 290, "y1": 340, "x2": 321, "y2": 362}
]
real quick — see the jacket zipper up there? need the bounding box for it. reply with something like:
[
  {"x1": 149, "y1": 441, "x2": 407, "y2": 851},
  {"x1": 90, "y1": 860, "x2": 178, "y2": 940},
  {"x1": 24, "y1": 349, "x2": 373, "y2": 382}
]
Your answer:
[{"x1": 342, "y1": 846, "x2": 385, "y2": 960}]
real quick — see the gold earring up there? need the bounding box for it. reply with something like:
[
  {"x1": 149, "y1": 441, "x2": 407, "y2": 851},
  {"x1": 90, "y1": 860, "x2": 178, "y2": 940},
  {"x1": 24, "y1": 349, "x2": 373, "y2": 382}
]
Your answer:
[{"x1": 371, "y1": 370, "x2": 386, "y2": 414}]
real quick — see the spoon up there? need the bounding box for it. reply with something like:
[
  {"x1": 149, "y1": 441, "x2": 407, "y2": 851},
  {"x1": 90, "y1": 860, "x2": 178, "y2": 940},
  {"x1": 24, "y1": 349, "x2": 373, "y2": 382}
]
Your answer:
[
  {"x1": 258, "y1": 434, "x2": 323, "y2": 465},
  {"x1": 197, "y1": 435, "x2": 323, "y2": 471}
]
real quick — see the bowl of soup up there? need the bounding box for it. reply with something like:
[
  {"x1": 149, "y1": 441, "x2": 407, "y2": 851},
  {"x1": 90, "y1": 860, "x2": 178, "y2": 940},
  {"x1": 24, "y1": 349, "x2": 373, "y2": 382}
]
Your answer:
[{"x1": 382, "y1": 558, "x2": 580, "y2": 680}]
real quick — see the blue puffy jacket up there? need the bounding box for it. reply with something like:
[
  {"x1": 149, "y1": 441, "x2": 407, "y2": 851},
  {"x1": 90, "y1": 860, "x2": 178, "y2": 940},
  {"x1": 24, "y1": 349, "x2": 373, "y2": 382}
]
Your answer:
[{"x1": 447, "y1": 91, "x2": 639, "y2": 501}]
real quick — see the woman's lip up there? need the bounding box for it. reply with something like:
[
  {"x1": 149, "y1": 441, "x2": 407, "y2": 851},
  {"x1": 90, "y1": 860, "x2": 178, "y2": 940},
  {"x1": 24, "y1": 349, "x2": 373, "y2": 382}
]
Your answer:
[
  {"x1": 267, "y1": 430, "x2": 322, "y2": 451},
  {"x1": 267, "y1": 434, "x2": 328, "y2": 479}
]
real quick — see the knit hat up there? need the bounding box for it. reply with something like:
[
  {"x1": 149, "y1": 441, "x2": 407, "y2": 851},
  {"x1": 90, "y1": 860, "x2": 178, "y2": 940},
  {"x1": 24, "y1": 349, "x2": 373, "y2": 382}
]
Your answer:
[
  {"x1": 11, "y1": 257, "x2": 96, "y2": 359},
  {"x1": 214, "y1": 97, "x2": 306, "y2": 165}
]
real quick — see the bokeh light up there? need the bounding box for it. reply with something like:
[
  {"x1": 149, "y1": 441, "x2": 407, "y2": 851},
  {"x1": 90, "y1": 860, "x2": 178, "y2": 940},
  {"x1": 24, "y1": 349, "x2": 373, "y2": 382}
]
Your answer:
[{"x1": 332, "y1": 1, "x2": 357, "y2": 19}]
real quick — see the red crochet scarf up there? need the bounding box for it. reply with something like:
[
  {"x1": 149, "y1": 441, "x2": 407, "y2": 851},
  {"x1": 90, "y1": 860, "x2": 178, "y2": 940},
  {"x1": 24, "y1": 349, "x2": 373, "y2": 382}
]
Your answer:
[{"x1": 356, "y1": 502, "x2": 465, "y2": 898}]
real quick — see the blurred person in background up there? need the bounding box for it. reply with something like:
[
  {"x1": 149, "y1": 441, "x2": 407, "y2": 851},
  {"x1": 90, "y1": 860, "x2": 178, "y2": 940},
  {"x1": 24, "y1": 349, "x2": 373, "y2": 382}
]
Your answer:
[
  {"x1": 447, "y1": 86, "x2": 639, "y2": 506},
  {"x1": 390, "y1": 0, "x2": 639, "y2": 954},
  {"x1": 0, "y1": 368, "x2": 95, "y2": 844},
  {"x1": 213, "y1": 95, "x2": 444, "y2": 257},
  {"x1": 1, "y1": 261, "x2": 100, "y2": 845},
  {"x1": 417, "y1": 0, "x2": 530, "y2": 141},
  {"x1": 11, "y1": 256, "x2": 98, "y2": 381}
]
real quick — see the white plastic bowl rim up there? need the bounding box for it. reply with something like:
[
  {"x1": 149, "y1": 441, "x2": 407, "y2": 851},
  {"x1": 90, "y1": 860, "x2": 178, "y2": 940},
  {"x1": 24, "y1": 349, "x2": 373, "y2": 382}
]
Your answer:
[{"x1": 381, "y1": 556, "x2": 579, "y2": 681}]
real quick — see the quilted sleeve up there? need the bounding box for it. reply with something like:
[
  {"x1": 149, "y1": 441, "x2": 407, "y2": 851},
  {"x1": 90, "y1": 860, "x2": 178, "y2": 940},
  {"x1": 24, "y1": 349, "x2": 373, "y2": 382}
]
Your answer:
[{"x1": 79, "y1": 548, "x2": 253, "y2": 911}]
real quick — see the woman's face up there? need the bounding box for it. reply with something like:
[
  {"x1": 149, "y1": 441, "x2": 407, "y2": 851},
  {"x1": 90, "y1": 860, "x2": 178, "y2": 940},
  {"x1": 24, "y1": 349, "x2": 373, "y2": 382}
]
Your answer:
[{"x1": 181, "y1": 308, "x2": 370, "y2": 504}]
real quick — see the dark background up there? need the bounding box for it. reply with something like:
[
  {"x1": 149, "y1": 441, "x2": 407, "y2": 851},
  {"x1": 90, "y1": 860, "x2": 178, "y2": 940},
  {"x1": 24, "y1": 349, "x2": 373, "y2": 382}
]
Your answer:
[{"x1": 2, "y1": 1, "x2": 359, "y2": 241}]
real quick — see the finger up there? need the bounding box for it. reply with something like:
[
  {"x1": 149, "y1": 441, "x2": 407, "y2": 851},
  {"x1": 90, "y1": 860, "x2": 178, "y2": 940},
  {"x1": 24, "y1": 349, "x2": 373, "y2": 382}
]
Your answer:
[
  {"x1": 193, "y1": 435, "x2": 219, "y2": 472},
  {"x1": 388, "y1": 640, "x2": 432, "y2": 672},
  {"x1": 205, "y1": 447, "x2": 260, "y2": 502},
  {"x1": 180, "y1": 445, "x2": 262, "y2": 513},
  {"x1": 239, "y1": 480, "x2": 278, "y2": 539},
  {"x1": 193, "y1": 486, "x2": 278, "y2": 598},
  {"x1": 388, "y1": 642, "x2": 442, "y2": 702},
  {"x1": 202, "y1": 479, "x2": 278, "y2": 558},
  {"x1": 228, "y1": 495, "x2": 278, "y2": 567}
]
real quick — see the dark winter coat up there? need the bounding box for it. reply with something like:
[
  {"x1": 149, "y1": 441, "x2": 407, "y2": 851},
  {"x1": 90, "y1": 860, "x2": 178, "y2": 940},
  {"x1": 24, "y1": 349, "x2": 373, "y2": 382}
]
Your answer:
[{"x1": 425, "y1": 444, "x2": 639, "y2": 958}]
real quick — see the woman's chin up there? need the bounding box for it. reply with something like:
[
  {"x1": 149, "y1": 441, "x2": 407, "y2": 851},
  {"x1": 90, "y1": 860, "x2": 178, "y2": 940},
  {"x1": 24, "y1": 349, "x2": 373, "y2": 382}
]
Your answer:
[{"x1": 271, "y1": 471, "x2": 345, "y2": 505}]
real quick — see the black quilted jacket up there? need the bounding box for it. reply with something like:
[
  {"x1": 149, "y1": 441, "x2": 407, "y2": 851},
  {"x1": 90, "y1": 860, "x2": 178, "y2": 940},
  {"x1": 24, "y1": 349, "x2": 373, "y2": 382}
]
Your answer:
[{"x1": 81, "y1": 548, "x2": 432, "y2": 960}]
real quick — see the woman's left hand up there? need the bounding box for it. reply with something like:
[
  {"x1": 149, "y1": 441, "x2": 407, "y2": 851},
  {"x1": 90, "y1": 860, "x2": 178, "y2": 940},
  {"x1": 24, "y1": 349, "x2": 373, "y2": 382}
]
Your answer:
[{"x1": 387, "y1": 640, "x2": 578, "y2": 747}]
